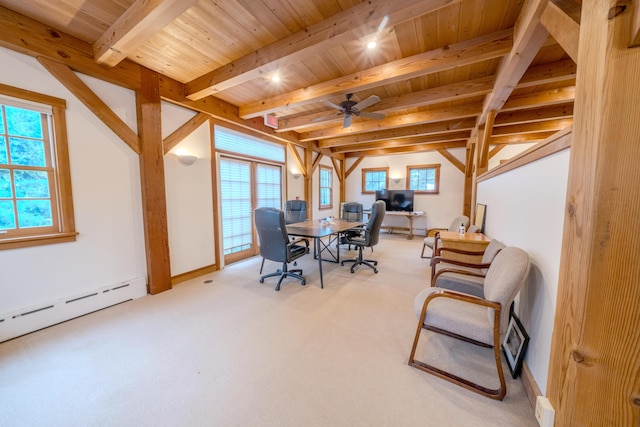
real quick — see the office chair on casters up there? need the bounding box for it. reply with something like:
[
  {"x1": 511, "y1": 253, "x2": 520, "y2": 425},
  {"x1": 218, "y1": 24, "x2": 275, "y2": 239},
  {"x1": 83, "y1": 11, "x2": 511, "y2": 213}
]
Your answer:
[
  {"x1": 259, "y1": 200, "x2": 309, "y2": 274},
  {"x1": 409, "y1": 247, "x2": 530, "y2": 400},
  {"x1": 339, "y1": 202, "x2": 364, "y2": 250},
  {"x1": 284, "y1": 200, "x2": 307, "y2": 224},
  {"x1": 255, "y1": 207, "x2": 308, "y2": 291},
  {"x1": 340, "y1": 200, "x2": 385, "y2": 273}
]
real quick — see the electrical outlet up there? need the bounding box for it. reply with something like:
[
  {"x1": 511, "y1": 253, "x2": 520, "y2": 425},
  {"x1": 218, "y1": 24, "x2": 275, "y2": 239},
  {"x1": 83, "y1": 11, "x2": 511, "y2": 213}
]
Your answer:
[{"x1": 535, "y1": 396, "x2": 555, "y2": 427}]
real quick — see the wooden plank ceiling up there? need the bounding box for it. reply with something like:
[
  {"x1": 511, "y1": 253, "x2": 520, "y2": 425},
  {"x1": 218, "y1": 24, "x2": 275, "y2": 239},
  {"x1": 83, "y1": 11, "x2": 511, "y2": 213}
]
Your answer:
[{"x1": 0, "y1": 0, "x2": 577, "y2": 158}]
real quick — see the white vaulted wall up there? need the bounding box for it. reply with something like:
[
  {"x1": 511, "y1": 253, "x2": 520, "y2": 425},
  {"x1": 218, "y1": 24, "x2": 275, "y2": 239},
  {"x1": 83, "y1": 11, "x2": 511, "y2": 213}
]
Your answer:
[{"x1": 0, "y1": 47, "x2": 148, "y2": 339}]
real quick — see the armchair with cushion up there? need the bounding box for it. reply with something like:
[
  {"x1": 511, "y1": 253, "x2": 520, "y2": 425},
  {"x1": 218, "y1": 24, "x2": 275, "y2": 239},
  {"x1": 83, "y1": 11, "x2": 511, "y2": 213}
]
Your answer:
[
  {"x1": 340, "y1": 200, "x2": 385, "y2": 273},
  {"x1": 421, "y1": 215, "x2": 469, "y2": 259},
  {"x1": 409, "y1": 246, "x2": 530, "y2": 400},
  {"x1": 255, "y1": 207, "x2": 309, "y2": 291},
  {"x1": 430, "y1": 238, "x2": 506, "y2": 296}
]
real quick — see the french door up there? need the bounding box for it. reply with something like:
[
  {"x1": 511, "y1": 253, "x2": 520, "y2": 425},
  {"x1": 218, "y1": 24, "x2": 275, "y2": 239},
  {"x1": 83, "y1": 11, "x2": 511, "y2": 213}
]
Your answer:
[{"x1": 219, "y1": 156, "x2": 282, "y2": 264}]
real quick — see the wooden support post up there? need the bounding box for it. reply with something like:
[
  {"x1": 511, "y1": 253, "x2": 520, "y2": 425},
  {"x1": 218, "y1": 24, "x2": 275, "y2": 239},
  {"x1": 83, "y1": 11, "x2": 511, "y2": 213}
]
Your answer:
[
  {"x1": 136, "y1": 67, "x2": 172, "y2": 294},
  {"x1": 462, "y1": 137, "x2": 476, "y2": 218},
  {"x1": 547, "y1": 2, "x2": 640, "y2": 425}
]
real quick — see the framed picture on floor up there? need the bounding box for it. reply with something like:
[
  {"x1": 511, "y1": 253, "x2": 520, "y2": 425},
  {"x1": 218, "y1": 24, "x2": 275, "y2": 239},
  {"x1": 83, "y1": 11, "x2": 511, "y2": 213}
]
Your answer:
[{"x1": 502, "y1": 313, "x2": 529, "y2": 379}]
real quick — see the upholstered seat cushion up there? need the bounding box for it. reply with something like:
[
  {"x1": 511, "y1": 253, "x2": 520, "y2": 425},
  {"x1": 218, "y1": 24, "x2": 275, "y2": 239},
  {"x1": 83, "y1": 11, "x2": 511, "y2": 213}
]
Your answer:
[
  {"x1": 414, "y1": 287, "x2": 493, "y2": 346},
  {"x1": 423, "y1": 236, "x2": 435, "y2": 248}
]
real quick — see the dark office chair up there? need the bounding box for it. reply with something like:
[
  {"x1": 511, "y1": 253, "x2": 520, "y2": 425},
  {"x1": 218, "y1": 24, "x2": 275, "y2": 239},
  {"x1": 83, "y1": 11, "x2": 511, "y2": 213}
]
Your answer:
[
  {"x1": 339, "y1": 202, "x2": 364, "y2": 250},
  {"x1": 284, "y1": 200, "x2": 307, "y2": 224},
  {"x1": 340, "y1": 200, "x2": 386, "y2": 273},
  {"x1": 255, "y1": 207, "x2": 308, "y2": 291}
]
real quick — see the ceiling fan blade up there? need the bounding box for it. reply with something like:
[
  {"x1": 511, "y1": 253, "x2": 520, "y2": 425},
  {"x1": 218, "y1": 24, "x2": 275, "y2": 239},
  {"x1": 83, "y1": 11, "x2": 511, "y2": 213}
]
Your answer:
[
  {"x1": 321, "y1": 99, "x2": 344, "y2": 111},
  {"x1": 353, "y1": 95, "x2": 380, "y2": 111},
  {"x1": 343, "y1": 114, "x2": 352, "y2": 128},
  {"x1": 358, "y1": 111, "x2": 385, "y2": 120},
  {"x1": 311, "y1": 114, "x2": 343, "y2": 123}
]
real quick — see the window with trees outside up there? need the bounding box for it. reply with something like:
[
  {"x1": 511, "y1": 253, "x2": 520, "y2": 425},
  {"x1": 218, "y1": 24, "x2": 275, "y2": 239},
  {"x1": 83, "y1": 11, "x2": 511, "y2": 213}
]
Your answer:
[
  {"x1": 0, "y1": 84, "x2": 75, "y2": 250},
  {"x1": 319, "y1": 165, "x2": 332, "y2": 209},
  {"x1": 362, "y1": 167, "x2": 389, "y2": 193},
  {"x1": 408, "y1": 164, "x2": 440, "y2": 194}
]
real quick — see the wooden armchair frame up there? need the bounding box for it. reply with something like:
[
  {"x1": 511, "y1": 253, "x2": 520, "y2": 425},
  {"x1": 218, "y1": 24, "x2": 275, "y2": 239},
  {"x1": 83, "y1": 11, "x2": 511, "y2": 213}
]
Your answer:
[
  {"x1": 430, "y1": 246, "x2": 499, "y2": 287},
  {"x1": 408, "y1": 289, "x2": 506, "y2": 400}
]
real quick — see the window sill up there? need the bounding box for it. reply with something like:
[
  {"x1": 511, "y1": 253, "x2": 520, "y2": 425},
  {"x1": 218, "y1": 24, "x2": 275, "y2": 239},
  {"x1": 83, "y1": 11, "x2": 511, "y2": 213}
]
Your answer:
[{"x1": 0, "y1": 232, "x2": 78, "y2": 250}]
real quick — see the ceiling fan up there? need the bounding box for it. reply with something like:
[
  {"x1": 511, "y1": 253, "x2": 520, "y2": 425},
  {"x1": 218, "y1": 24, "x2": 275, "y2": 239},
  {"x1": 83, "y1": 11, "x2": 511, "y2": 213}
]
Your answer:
[{"x1": 312, "y1": 93, "x2": 385, "y2": 128}]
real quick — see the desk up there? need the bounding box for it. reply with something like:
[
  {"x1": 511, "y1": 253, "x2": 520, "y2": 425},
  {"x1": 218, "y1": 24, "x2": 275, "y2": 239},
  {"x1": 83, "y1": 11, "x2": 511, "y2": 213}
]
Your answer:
[
  {"x1": 287, "y1": 219, "x2": 365, "y2": 289},
  {"x1": 364, "y1": 210, "x2": 424, "y2": 240},
  {"x1": 436, "y1": 231, "x2": 491, "y2": 263}
]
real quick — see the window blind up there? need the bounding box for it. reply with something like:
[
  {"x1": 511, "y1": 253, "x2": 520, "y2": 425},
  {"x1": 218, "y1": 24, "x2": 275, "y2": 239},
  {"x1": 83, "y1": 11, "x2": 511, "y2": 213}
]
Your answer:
[{"x1": 215, "y1": 126, "x2": 284, "y2": 162}]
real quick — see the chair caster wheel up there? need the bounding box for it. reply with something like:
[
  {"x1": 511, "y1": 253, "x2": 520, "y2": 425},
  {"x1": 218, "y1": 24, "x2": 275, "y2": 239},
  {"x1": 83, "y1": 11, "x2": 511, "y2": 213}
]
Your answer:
[
  {"x1": 259, "y1": 279, "x2": 264, "y2": 283},
  {"x1": 302, "y1": 280, "x2": 306, "y2": 285},
  {"x1": 374, "y1": 269, "x2": 378, "y2": 273}
]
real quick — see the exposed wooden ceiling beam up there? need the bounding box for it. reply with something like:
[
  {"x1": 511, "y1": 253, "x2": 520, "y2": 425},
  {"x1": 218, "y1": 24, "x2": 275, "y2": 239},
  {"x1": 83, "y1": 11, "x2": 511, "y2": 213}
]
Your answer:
[
  {"x1": 281, "y1": 58, "x2": 577, "y2": 132},
  {"x1": 93, "y1": 0, "x2": 198, "y2": 67},
  {"x1": 344, "y1": 141, "x2": 467, "y2": 157},
  {"x1": 239, "y1": 29, "x2": 514, "y2": 119},
  {"x1": 492, "y1": 118, "x2": 573, "y2": 136},
  {"x1": 278, "y1": 76, "x2": 495, "y2": 132},
  {"x1": 477, "y1": 0, "x2": 550, "y2": 127},
  {"x1": 318, "y1": 118, "x2": 477, "y2": 147},
  {"x1": 501, "y1": 86, "x2": 575, "y2": 111},
  {"x1": 494, "y1": 103, "x2": 574, "y2": 126},
  {"x1": 0, "y1": 5, "x2": 314, "y2": 152},
  {"x1": 489, "y1": 131, "x2": 557, "y2": 145},
  {"x1": 517, "y1": 58, "x2": 576, "y2": 87},
  {"x1": 330, "y1": 131, "x2": 471, "y2": 153},
  {"x1": 0, "y1": 5, "x2": 142, "y2": 89},
  {"x1": 185, "y1": 0, "x2": 459, "y2": 100},
  {"x1": 299, "y1": 102, "x2": 483, "y2": 142},
  {"x1": 540, "y1": 0, "x2": 581, "y2": 62}
]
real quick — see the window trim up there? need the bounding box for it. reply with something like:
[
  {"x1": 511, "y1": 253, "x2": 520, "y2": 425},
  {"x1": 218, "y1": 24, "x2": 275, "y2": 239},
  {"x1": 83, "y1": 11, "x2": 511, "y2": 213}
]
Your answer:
[
  {"x1": 0, "y1": 83, "x2": 76, "y2": 250},
  {"x1": 361, "y1": 167, "x2": 389, "y2": 194},
  {"x1": 407, "y1": 163, "x2": 441, "y2": 194},
  {"x1": 318, "y1": 165, "x2": 333, "y2": 210}
]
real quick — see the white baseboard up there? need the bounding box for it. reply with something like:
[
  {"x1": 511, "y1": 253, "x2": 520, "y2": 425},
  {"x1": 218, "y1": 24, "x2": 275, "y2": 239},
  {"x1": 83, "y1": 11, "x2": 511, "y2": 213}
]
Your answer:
[{"x1": 0, "y1": 277, "x2": 147, "y2": 343}]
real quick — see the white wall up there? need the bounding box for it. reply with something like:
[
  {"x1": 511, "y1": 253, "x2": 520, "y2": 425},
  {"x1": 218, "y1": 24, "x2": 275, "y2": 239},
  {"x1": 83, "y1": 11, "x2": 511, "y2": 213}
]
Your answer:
[
  {"x1": 0, "y1": 47, "x2": 147, "y2": 313},
  {"x1": 311, "y1": 156, "x2": 341, "y2": 220},
  {"x1": 286, "y1": 145, "x2": 305, "y2": 202},
  {"x1": 162, "y1": 103, "x2": 215, "y2": 275},
  {"x1": 476, "y1": 148, "x2": 570, "y2": 394},
  {"x1": 489, "y1": 143, "x2": 537, "y2": 170},
  {"x1": 344, "y1": 149, "x2": 467, "y2": 234}
]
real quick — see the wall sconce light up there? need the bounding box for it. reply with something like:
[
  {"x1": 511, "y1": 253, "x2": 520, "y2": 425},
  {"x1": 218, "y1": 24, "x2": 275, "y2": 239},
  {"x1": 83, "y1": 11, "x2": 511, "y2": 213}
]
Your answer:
[
  {"x1": 391, "y1": 177, "x2": 403, "y2": 184},
  {"x1": 177, "y1": 153, "x2": 197, "y2": 166},
  {"x1": 291, "y1": 172, "x2": 301, "y2": 179}
]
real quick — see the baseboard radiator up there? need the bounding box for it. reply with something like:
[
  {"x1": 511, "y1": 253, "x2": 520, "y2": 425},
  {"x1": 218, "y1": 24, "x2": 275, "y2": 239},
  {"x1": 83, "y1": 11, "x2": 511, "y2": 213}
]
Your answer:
[{"x1": 0, "y1": 277, "x2": 147, "y2": 343}]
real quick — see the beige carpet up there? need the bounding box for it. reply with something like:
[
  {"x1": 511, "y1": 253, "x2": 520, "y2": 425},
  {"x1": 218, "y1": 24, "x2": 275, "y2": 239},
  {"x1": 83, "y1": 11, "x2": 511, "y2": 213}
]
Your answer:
[{"x1": 0, "y1": 233, "x2": 537, "y2": 426}]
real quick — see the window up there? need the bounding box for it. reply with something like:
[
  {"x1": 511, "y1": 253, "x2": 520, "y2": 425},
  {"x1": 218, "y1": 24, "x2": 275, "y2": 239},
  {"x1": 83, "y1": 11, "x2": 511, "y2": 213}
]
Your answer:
[
  {"x1": 408, "y1": 164, "x2": 440, "y2": 194},
  {"x1": 319, "y1": 165, "x2": 332, "y2": 209},
  {"x1": 362, "y1": 167, "x2": 389, "y2": 193},
  {"x1": 0, "y1": 85, "x2": 75, "y2": 250}
]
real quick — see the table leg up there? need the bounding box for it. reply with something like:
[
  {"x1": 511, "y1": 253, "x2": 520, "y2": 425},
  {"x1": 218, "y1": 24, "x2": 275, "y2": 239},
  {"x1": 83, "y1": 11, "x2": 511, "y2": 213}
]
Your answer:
[
  {"x1": 407, "y1": 216, "x2": 414, "y2": 240},
  {"x1": 315, "y1": 237, "x2": 324, "y2": 289}
]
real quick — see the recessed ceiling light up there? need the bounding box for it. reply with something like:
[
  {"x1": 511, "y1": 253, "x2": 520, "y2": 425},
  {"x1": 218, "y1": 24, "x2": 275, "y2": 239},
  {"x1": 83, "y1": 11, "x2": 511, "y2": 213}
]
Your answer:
[
  {"x1": 271, "y1": 74, "x2": 280, "y2": 82},
  {"x1": 367, "y1": 40, "x2": 377, "y2": 49}
]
